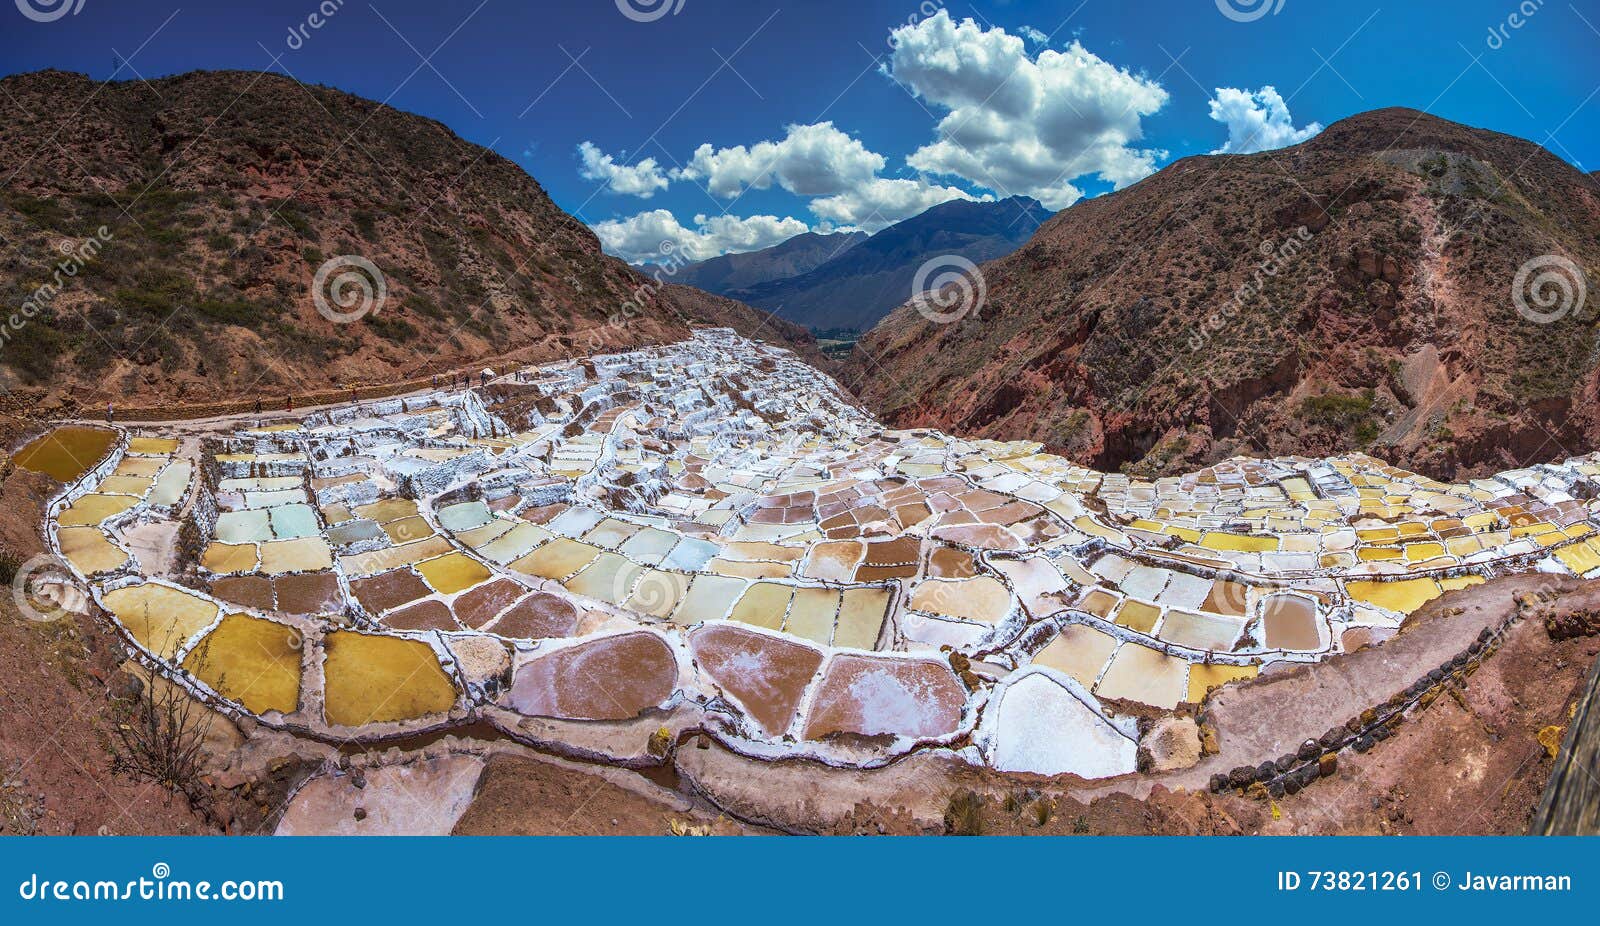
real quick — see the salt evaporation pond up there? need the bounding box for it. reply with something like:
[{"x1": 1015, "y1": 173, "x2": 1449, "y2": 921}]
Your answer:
[{"x1": 13, "y1": 426, "x2": 117, "y2": 482}]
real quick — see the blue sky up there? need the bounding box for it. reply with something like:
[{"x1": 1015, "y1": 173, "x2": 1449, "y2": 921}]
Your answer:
[{"x1": 3, "y1": 0, "x2": 1597, "y2": 263}]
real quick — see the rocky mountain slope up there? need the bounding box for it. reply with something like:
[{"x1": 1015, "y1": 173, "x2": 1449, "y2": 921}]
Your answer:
[
  {"x1": 0, "y1": 70, "x2": 812, "y2": 409},
  {"x1": 725, "y1": 196, "x2": 1051, "y2": 332},
  {"x1": 672, "y1": 230, "x2": 866, "y2": 294},
  {"x1": 847, "y1": 109, "x2": 1600, "y2": 479}
]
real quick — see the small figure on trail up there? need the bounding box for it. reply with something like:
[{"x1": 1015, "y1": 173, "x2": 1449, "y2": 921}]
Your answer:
[
  {"x1": 286, "y1": 395, "x2": 294, "y2": 413},
  {"x1": 106, "y1": 401, "x2": 113, "y2": 423},
  {"x1": 255, "y1": 397, "x2": 262, "y2": 416}
]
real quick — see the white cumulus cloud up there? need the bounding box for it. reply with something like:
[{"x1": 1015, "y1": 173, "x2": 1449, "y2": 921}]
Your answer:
[
  {"x1": 1207, "y1": 86, "x2": 1322, "y2": 155},
  {"x1": 885, "y1": 10, "x2": 1169, "y2": 209},
  {"x1": 577, "y1": 141, "x2": 670, "y2": 198},
  {"x1": 810, "y1": 178, "x2": 984, "y2": 232},
  {"x1": 675, "y1": 121, "x2": 886, "y2": 199},
  {"x1": 591, "y1": 209, "x2": 812, "y2": 264}
]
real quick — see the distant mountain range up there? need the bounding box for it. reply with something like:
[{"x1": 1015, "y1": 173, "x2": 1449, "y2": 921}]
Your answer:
[
  {"x1": 673, "y1": 230, "x2": 867, "y2": 295},
  {"x1": 670, "y1": 196, "x2": 1052, "y2": 332}
]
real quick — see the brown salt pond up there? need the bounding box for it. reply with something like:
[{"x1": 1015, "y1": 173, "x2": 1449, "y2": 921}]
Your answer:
[
  {"x1": 690, "y1": 624, "x2": 823, "y2": 735},
  {"x1": 182, "y1": 614, "x2": 302, "y2": 715},
  {"x1": 274, "y1": 572, "x2": 343, "y2": 615},
  {"x1": 1261, "y1": 593, "x2": 1324, "y2": 650},
  {"x1": 351, "y1": 569, "x2": 434, "y2": 615},
  {"x1": 489, "y1": 592, "x2": 579, "y2": 638},
  {"x1": 452, "y1": 578, "x2": 527, "y2": 628},
  {"x1": 322, "y1": 631, "x2": 458, "y2": 726},
  {"x1": 803, "y1": 654, "x2": 965, "y2": 740},
  {"x1": 211, "y1": 574, "x2": 275, "y2": 611},
  {"x1": 384, "y1": 600, "x2": 459, "y2": 632},
  {"x1": 504, "y1": 631, "x2": 676, "y2": 720},
  {"x1": 13, "y1": 426, "x2": 116, "y2": 482}
]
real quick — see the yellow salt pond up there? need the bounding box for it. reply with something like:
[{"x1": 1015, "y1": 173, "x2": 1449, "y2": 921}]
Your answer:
[
  {"x1": 1198, "y1": 531, "x2": 1279, "y2": 553},
  {"x1": 671, "y1": 573, "x2": 747, "y2": 624},
  {"x1": 354, "y1": 498, "x2": 420, "y2": 524},
  {"x1": 731, "y1": 581, "x2": 793, "y2": 631},
  {"x1": 260, "y1": 537, "x2": 333, "y2": 574},
  {"x1": 510, "y1": 539, "x2": 600, "y2": 581},
  {"x1": 1344, "y1": 577, "x2": 1443, "y2": 615},
  {"x1": 833, "y1": 587, "x2": 889, "y2": 649},
  {"x1": 57, "y1": 494, "x2": 138, "y2": 526},
  {"x1": 1187, "y1": 662, "x2": 1258, "y2": 703},
  {"x1": 1096, "y1": 642, "x2": 1188, "y2": 708},
  {"x1": 182, "y1": 614, "x2": 302, "y2": 715},
  {"x1": 97, "y1": 475, "x2": 153, "y2": 496},
  {"x1": 112, "y1": 457, "x2": 165, "y2": 479},
  {"x1": 13, "y1": 426, "x2": 116, "y2": 482},
  {"x1": 416, "y1": 552, "x2": 492, "y2": 595},
  {"x1": 202, "y1": 541, "x2": 259, "y2": 574},
  {"x1": 1555, "y1": 540, "x2": 1600, "y2": 576},
  {"x1": 321, "y1": 631, "x2": 457, "y2": 726},
  {"x1": 909, "y1": 576, "x2": 1012, "y2": 623},
  {"x1": 56, "y1": 526, "x2": 129, "y2": 575},
  {"x1": 784, "y1": 586, "x2": 839, "y2": 644},
  {"x1": 102, "y1": 583, "x2": 220, "y2": 659},
  {"x1": 126, "y1": 436, "x2": 179, "y2": 455},
  {"x1": 1032, "y1": 624, "x2": 1118, "y2": 689}
]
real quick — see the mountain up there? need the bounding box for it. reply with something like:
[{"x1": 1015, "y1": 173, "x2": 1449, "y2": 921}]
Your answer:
[
  {"x1": 722, "y1": 195, "x2": 1051, "y2": 332},
  {"x1": 846, "y1": 109, "x2": 1600, "y2": 479},
  {"x1": 670, "y1": 230, "x2": 866, "y2": 293},
  {"x1": 0, "y1": 70, "x2": 814, "y2": 408}
]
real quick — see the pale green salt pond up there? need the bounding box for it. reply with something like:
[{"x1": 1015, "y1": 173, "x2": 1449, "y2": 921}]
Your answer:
[
  {"x1": 147, "y1": 462, "x2": 192, "y2": 507},
  {"x1": 268, "y1": 503, "x2": 321, "y2": 539},
  {"x1": 438, "y1": 500, "x2": 494, "y2": 532},
  {"x1": 216, "y1": 509, "x2": 272, "y2": 544}
]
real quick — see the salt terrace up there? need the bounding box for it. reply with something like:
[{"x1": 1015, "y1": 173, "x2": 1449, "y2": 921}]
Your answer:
[{"x1": 34, "y1": 329, "x2": 1600, "y2": 782}]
